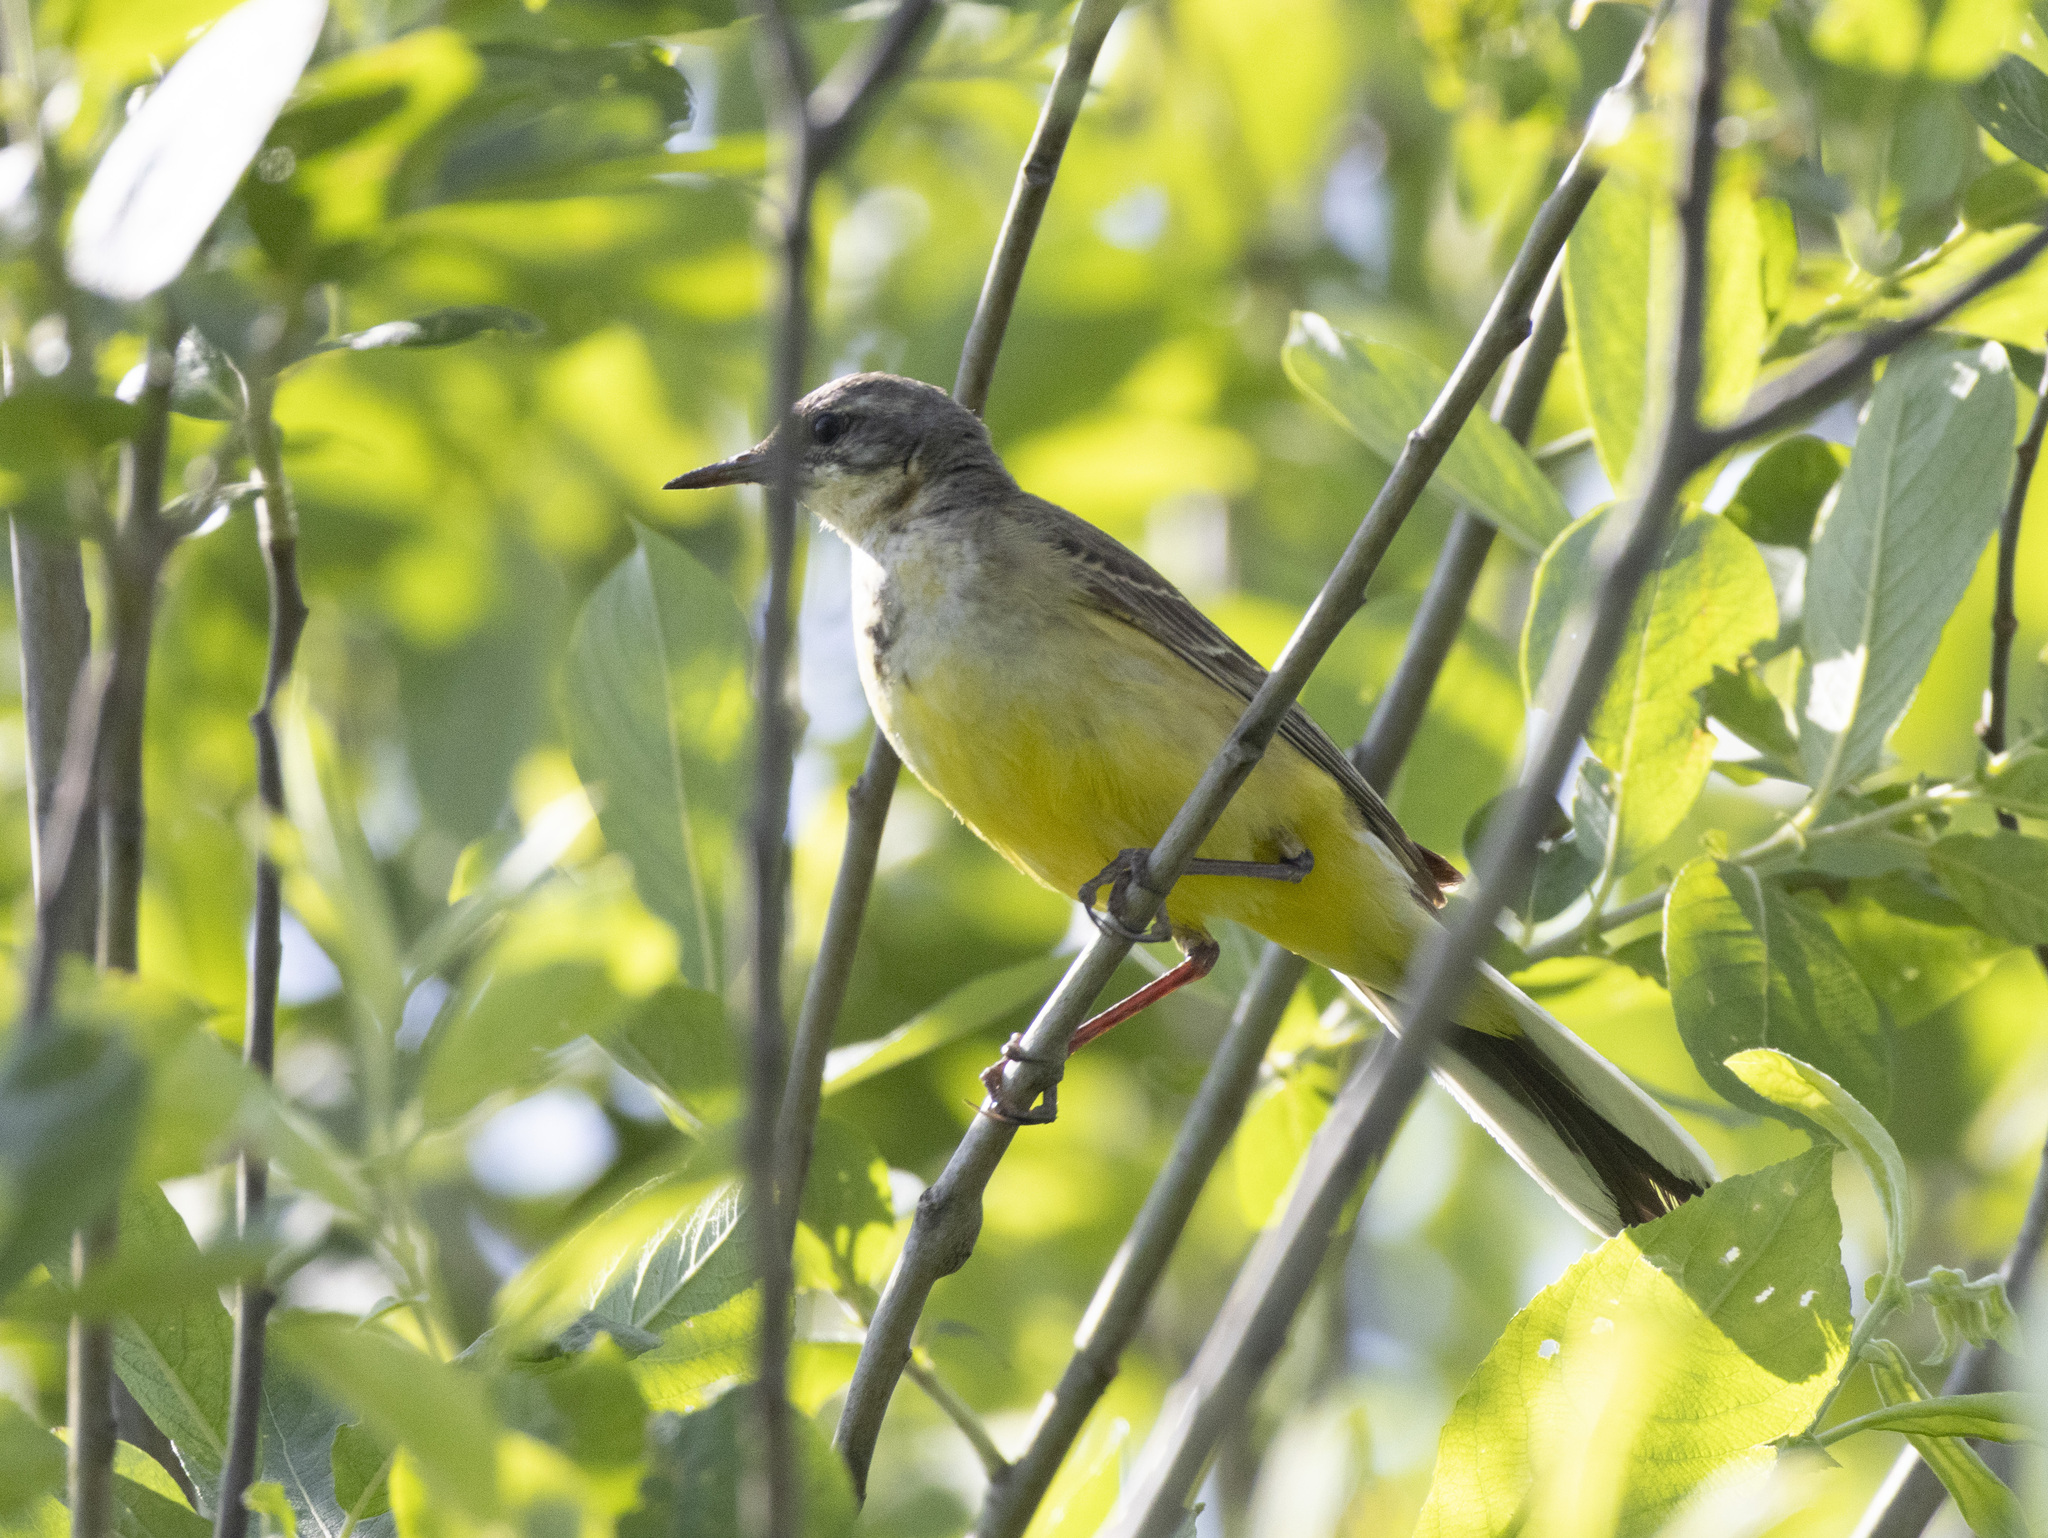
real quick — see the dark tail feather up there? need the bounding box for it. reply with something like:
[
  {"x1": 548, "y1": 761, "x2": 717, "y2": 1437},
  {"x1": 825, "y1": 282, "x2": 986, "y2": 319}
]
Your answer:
[{"x1": 1446, "y1": 1026, "x2": 1708, "y2": 1229}]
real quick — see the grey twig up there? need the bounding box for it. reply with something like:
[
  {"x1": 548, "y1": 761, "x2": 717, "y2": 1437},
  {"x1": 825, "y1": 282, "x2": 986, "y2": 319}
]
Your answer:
[
  {"x1": 953, "y1": 0, "x2": 1128, "y2": 412},
  {"x1": 212, "y1": 367, "x2": 309, "y2": 1538},
  {"x1": 971, "y1": 258, "x2": 1578, "y2": 1538},
  {"x1": 1099, "y1": 0, "x2": 1732, "y2": 1523},
  {"x1": 1712, "y1": 224, "x2": 2048, "y2": 450},
  {"x1": 1852, "y1": 339, "x2": 2048, "y2": 1538},
  {"x1": 780, "y1": 0, "x2": 1132, "y2": 1235},
  {"x1": 834, "y1": 2, "x2": 1661, "y2": 1495},
  {"x1": 742, "y1": 1, "x2": 938, "y2": 1532}
]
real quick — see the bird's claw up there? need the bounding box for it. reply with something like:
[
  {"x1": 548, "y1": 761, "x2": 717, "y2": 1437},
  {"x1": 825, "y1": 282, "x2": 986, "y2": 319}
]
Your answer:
[
  {"x1": 976, "y1": 1032, "x2": 1060, "y2": 1125},
  {"x1": 1077, "y1": 848, "x2": 1175, "y2": 945}
]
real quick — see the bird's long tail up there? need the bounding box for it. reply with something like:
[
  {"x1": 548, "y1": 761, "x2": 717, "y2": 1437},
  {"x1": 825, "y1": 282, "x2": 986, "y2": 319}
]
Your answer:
[{"x1": 1338, "y1": 965, "x2": 1714, "y2": 1238}]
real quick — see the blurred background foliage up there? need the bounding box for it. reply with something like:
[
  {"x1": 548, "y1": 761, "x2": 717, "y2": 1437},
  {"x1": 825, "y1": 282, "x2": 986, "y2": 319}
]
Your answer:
[{"x1": 2, "y1": 0, "x2": 2048, "y2": 1531}]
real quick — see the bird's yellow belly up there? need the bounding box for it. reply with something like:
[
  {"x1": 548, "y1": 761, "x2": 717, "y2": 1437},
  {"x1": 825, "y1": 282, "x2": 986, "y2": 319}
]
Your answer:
[{"x1": 866, "y1": 607, "x2": 1425, "y2": 989}]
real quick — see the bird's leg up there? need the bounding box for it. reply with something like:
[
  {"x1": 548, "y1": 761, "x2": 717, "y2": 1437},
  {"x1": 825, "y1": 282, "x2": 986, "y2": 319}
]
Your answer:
[
  {"x1": 1077, "y1": 846, "x2": 1313, "y2": 944},
  {"x1": 978, "y1": 936, "x2": 1222, "y2": 1126}
]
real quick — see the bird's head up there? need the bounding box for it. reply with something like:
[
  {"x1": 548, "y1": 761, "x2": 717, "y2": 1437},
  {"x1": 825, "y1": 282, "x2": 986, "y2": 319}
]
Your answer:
[{"x1": 664, "y1": 372, "x2": 1004, "y2": 544}]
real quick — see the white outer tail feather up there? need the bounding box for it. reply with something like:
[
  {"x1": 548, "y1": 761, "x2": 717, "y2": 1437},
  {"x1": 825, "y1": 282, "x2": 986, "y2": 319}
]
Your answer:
[{"x1": 1337, "y1": 964, "x2": 1716, "y2": 1237}]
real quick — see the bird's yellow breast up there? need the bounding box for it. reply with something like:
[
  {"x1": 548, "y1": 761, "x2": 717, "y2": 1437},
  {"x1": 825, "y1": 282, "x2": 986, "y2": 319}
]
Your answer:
[{"x1": 846, "y1": 529, "x2": 1429, "y2": 989}]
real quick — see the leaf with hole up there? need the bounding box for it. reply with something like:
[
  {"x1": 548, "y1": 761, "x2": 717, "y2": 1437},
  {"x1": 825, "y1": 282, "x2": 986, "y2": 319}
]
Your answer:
[
  {"x1": 1966, "y1": 55, "x2": 2048, "y2": 172},
  {"x1": 1417, "y1": 1150, "x2": 1851, "y2": 1537}
]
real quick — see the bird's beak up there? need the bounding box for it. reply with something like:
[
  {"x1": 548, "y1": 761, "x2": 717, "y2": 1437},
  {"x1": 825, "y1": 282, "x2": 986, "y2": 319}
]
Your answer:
[{"x1": 664, "y1": 447, "x2": 768, "y2": 490}]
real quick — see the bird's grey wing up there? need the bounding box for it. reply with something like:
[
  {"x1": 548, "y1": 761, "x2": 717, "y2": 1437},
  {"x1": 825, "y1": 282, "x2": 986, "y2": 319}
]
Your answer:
[{"x1": 1034, "y1": 502, "x2": 1457, "y2": 907}]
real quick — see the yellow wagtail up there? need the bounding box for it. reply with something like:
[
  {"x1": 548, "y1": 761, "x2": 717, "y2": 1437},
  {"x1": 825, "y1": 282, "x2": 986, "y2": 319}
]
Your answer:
[{"x1": 668, "y1": 372, "x2": 1714, "y2": 1235}]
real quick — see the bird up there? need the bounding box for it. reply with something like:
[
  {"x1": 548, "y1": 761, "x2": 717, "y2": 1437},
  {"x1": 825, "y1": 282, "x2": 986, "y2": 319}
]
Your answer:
[{"x1": 666, "y1": 371, "x2": 1714, "y2": 1236}]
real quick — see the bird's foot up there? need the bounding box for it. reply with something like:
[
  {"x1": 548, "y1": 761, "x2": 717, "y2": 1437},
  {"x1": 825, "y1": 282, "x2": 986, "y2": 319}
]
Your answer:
[
  {"x1": 1077, "y1": 846, "x2": 1314, "y2": 943},
  {"x1": 976, "y1": 1033, "x2": 1059, "y2": 1125}
]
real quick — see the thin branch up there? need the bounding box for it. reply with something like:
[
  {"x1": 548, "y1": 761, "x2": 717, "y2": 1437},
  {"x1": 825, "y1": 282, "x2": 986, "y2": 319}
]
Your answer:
[
  {"x1": 953, "y1": 0, "x2": 1128, "y2": 411},
  {"x1": 1852, "y1": 340, "x2": 2048, "y2": 1538},
  {"x1": 807, "y1": 0, "x2": 941, "y2": 169},
  {"x1": 744, "y1": 4, "x2": 815, "y2": 1532},
  {"x1": 213, "y1": 367, "x2": 309, "y2": 1538},
  {"x1": 971, "y1": 258, "x2": 1578, "y2": 1538},
  {"x1": 781, "y1": 0, "x2": 1129, "y2": 1351},
  {"x1": 1099, "y1": 0, "x2": 1733, "y2": 1524},
  {"x1": 1712, "y1": 224, "x2": 2048, "y2": 450},
  {"x1": 834, "y1": 12, "x2": 1659, "y2": 1495},
  {"x1": 905, "y1": 1354, "x2": 1011, "y2": 1483}
]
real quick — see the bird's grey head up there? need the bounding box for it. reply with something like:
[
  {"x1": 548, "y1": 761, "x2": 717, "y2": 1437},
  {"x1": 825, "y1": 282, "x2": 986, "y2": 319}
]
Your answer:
[{"x1": 664, "y1": 372, "x2": 1007, "y2": 545}]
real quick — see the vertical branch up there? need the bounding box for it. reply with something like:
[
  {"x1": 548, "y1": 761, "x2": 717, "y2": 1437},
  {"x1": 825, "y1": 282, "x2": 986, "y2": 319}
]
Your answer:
[
  {"x1": 776, "y1": 0, "x2": 1126, "y2": 1285},
  {"x1": 971, "y1": 265, "x2": 1575, "y2": 1538},
  {"x1": 1854, "y1": 339, "x2": 2048, "y2": 1538},
  {"x1": 212, "y1": 369, "x2": 308, "y2": 1538},
  {"x1": 1099, "y1": 0, "x2": 1732, "y2": 1526}
]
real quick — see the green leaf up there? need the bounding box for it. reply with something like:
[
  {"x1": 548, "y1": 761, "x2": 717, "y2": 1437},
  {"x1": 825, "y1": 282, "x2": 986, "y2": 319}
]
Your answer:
[
  {"x1": 272, "y1": 1315, "x2": 500, "y2": 1518},
  {"x1": 1822, "y1": 1391, "x2": 2042, "y2": 1445},
  {"x1": 1966, "y1": 56, "x2": 2048, "y2": 172},
  {"x1": 1866, "y1": 1341, "x2": 2029, "y2": 1538},
  {"x1": 0, "y1": 1028, "x2": 147, "y2": 1298},
  {"x1": 253, "y1": 1362, "x2": 368, "y2": 1538},
  {"x1": 563, "y1": 527, "x2": 753, "y2": 992},
  {"x1": 0, "y1": 390, "x2": 143, "y2": 480},
  {"x1": 1022, "y1": 1413, "x2": 1127, "y2": 1538},
  {"x1": 111, "y1": 1456, "x2": 209, "y2": 1538},
  {"x1": 490, "y1": 1341, "x2": 648, "y2": 1473},
  {"x1": 820, "y1": 954, "x2": 1069, "y2": 1096},
  {"x1": 1700, "y1": 659, "x2": 1800, "y2": 765},
  {"x1": 602, "y1": 983, "x2": 738, "y2": 1126},
  {"x1": 1821, "y1": 872, "x2": 2011, "y2": 1028},
  {"x1": 1416, "y1": 1151, "x2": 1851, "y2": 1537},
  {"x1": 1928, "y1": 831, "x2": 2048, "y2": 944},
  {"x1": 588, "y1": 1182, "x2": 750, "y2": 1336},
  {"x1": 1981, "y1": 741, "x2": 2048, "y2": 818},
  {"x1": 622, "y1": 1394, "x2": 857, "y2": 1538},
  {"x1": 1798, "y1": 344, "x2": 2017, "y2": 806},
  {"x1": 313, "y1": 306, "x2": 542, "y2": 353},
  {"x1": 1280, "y1": 313, "x2": 1569, "y2": 550},
  {"x1": 328, "y1": 1423, "x2": 392, "y2": 1525},
  {"x1": 798, "y1": 1118, "x2": 895, "y2": 1293},
  {"x1": 1913, "y1": 1267, "x2": 2024, "y2": 1361},
  {"x1": 239, "y1": 1482, "x2": 296, "y2": 1538},
  {"x1": 1524, "y1": 510, "x2": 1779, "y2": 871},
  {"x1": 110, "y1": 1183, "x2": 233, "y2": 1498},
  {"x1": 1563, "y1": 171, "x2": 1769, "y2": 490},
  {"x1": 1725, "y1": 1049, "x2": 1907, "y2": 1274},
  {"x1": 1724, "y1": 436, "x2": 1850, "y2": 551},
  {"x1": 65, "y1": 0, "x2": 329, "y2": 300},
  {"x1": 0, "y1": 1403, "x2": 63, "y2": 1523},
  {"x1": 1666, "y1": 861, "x2": 1891, "y2": 1121},
  {"x1": 1461, "y1": 787, "x2": 1603, "y2": 927},
  {"x1": 629, "y1": 1290, "x2": 758, "y2": 1415}
]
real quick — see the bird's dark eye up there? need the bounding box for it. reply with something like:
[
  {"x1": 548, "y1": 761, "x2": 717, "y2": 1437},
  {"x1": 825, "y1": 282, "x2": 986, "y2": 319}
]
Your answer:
[{"x1": 812, "y1": 411, "x2": 849, "y2": 447}]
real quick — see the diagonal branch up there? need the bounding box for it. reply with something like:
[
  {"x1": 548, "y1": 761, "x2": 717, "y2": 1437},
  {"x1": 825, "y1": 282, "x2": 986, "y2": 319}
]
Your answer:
[
  {"x1": 971, "y1": 259, "x2": 1577, "y2": 1538},
  {"x1": 778, "y1": 0, "x2": 1130, "y2": 1320},
  {"x1": 1711, "y1": 223, "x2": 2048, "y2": 449},
  {"x1": 807, "y1": 0, "x2": 941, "y2": 169},
  {"x1": 1098, "y1": 0, "x2": 1734, "y2": 1525},
  {"x1": 833, "y1": 3, "x2": 1666, "y2": 1496}
]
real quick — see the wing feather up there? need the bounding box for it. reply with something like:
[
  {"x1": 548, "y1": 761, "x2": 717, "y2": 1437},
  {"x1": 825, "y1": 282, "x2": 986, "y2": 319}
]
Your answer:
[{"x1": 1032, "y1": 499, "x2": 1457, "y2": 907}]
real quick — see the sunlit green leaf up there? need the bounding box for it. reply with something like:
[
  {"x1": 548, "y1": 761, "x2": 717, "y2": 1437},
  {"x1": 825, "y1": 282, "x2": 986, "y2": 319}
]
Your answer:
[
  {"x1": 1416, "y1": 1151, "x2": 1851, "y2": 1537},
  {"x1": 1822, "y1": 1391, "x2": 2041, "y2": 1445},
  {"x1": 1981, "y1": 742, "x2": 2048, "y2": 818},
  {"x1": 1866, "y1": 1341, "x2": 2029, "y2": 1538},
  {"x1": 1022, "y1": 1413, "x2": 1127, "y2": 1538},
  {"x1": 1724, "y1": 437, "x2": 1849, "y2": 551},
  {"x1": 1725, "y1": 1049, "x2": 1907, "y2": 1273},
  {"x1": 0, "y1": 1403, "x2": 62, "y2": 1523},
  {"x1": 1524, "y1": 510, "x2": 1778, "y2": 872},
  {"x1": 1666, "y1": 861, "x2": 1891, "y2": 1121},
  {"x1": 1281, "y1": 313, "x2": 1569, "y2": 550},
  {"x1": 1965, "y1": 55, "x2": 2048, "y2": 170},
  {"x1": 314, "y1": 306, "x2": 542, "y2": 353},
  {"x1": 66, "y1": 0, "x2": 329, "y2": 300},
  {"x1": 1798, "y1": 344, "x2": 2016, "y2": 807}
]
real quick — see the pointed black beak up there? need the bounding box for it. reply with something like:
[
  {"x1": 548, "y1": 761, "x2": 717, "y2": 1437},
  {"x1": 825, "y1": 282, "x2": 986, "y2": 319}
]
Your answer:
[{"x1": 664, "y1": 447, "x2": 768, "y2": 490}]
